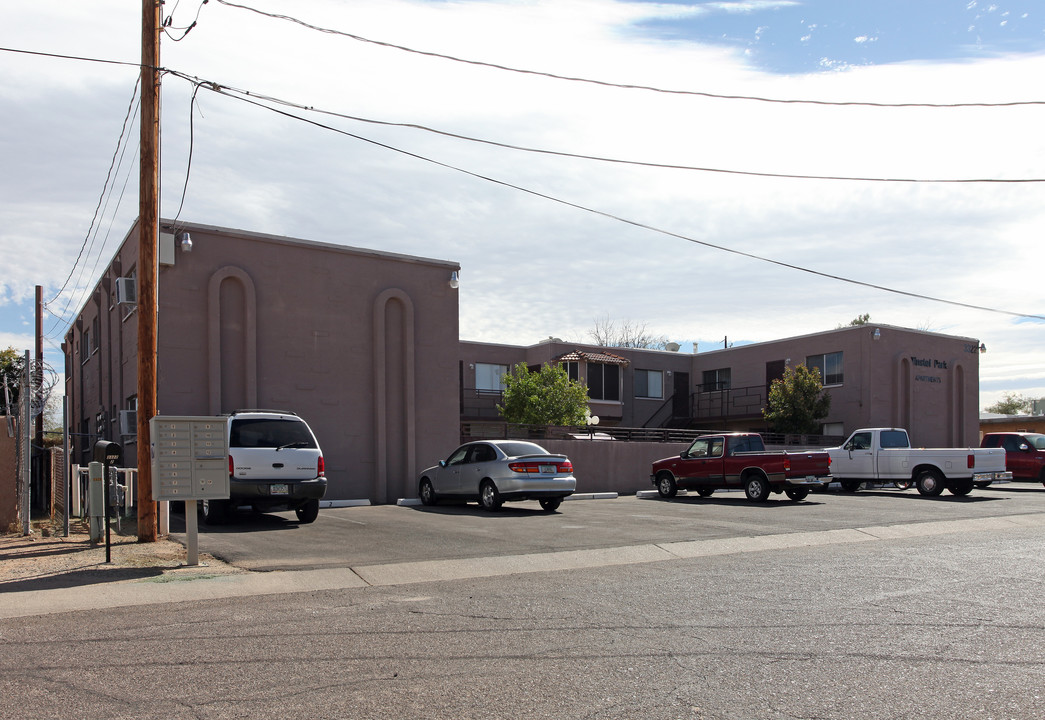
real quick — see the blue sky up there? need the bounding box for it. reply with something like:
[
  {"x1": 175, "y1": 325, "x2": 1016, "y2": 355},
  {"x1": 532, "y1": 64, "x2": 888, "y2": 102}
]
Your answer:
[
  {"x1": 632, "y1": 0, "x2": 1044, "y2": 73},
  {"x1": 1, "y1": 0, "x2": 1044, "y2": 409}
]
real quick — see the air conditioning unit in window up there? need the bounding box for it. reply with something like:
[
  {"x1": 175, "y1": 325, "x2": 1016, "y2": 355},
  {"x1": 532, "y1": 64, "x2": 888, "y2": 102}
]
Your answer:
[
  {"x1": 119, "y1": 410, "x2": 137, "y2": 436},
  {"x1": 115, "y1": 277, "x2": 137, "y2": 306}
]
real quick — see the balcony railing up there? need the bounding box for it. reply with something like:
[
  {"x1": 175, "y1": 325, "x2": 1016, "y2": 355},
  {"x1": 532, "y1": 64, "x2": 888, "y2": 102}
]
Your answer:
[
  {"x1": 460, "y1": 421, "x2": 843, "y2": 448},
  {"x1": 461, "y1": 388, "x2": 504, "y2": 420}
]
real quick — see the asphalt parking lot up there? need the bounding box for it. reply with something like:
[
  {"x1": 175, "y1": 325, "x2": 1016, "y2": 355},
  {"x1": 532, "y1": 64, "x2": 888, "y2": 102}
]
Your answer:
[{"x1": 170, "y1": 482, "x2": 1045, "y2": 572}]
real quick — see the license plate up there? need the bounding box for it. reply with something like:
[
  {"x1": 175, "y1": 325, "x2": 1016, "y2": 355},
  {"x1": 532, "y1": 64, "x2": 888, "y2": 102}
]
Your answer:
[
  {"x1": 271, "y1": 483, "x2": 289, "y2": 495},
  {"x1": 539, "y1": 464, "x2": 557, "y2": 474}
]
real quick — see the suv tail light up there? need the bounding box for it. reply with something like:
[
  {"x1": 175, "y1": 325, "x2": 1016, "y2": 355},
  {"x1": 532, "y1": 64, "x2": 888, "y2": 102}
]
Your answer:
[
  {"x1": 318, "y1": 455, "x2": 325, "y2": 477},
  {"x1": 229, "y1": 454, "x2": 234, "y2": 478}
]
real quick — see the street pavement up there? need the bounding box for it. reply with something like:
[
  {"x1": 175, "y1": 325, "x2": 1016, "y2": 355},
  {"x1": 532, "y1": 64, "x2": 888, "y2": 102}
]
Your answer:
[
  {"x1": 3, "y1": 484, "x2": 1045, "y2": 618},
  {"x1": 2, "y1": 484, "x2": 1045, "y2": 719}
]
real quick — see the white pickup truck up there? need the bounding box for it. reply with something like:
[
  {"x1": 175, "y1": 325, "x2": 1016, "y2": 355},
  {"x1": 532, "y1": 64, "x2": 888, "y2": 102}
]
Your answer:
[{"x1": 827, "y1": 428, "x2": 1012, "y2": 496}]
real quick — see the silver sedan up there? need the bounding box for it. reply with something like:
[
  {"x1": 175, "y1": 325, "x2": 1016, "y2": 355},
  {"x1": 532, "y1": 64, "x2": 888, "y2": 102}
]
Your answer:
[{"x1": 418, "y1": 440, "x2": 576, "y2": 512}]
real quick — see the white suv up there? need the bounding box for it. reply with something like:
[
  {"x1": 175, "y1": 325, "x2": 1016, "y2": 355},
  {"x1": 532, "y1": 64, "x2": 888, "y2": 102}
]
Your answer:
[{"x1": 200, "y1": 410, "x2": 327, "y2": 524}]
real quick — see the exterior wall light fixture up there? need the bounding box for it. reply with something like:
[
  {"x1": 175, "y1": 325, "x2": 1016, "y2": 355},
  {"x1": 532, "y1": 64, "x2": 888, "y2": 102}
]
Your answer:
[
  {"x1": 178, "y1": 232, "x2": 193, "y2": 252},
  {"x1": 872, "y1": 328, "x2": 881, "y2": 340},
  {"x1": 449, "y1": 271, "x2": 460, "y2": 289},
  {"x1": 979, "y1": 343, "x2": 987, "y2": 353}
]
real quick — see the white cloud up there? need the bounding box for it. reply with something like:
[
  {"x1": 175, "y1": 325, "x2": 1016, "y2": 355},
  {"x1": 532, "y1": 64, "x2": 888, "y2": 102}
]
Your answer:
[{"x1": 2, "y1": 0, "x2": 1043, "y2": 410}]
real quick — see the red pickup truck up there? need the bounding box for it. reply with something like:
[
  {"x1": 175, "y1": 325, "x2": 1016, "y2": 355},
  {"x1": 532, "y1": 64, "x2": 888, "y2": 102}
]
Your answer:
[
  {"x1": 651, "y1": 432, "x2": 833, "y2": 502},
  {"x1": 980, "y1": 432, "x2": 1045, "y2": 485}
]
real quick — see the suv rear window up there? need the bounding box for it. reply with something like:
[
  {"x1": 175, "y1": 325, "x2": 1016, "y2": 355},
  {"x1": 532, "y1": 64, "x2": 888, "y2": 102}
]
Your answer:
[{"x1": 231, "y1": 418, "x2": 317, "y2": 449}]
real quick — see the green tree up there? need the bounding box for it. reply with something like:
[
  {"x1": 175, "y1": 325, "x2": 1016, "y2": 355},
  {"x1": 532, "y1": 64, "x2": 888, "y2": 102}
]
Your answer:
[
  {"x1": 498, "y1": 362, "x2": 590, "y2": 426},
  {"x1": 763, "y1": 364, "x2": 832, "y2": 434},
  {"x1": 0, "y1": 346, "x2": 25, "y2": 411},
  {"x1": 985, "y1": 392, "x2": 1031, "y2": 415}
]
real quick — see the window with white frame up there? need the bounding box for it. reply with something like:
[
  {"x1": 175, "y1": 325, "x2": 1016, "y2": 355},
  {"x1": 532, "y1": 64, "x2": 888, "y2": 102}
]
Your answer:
[
  {"x1": 806, "y1": 351, "x2": 844, "y2": 386},
  {"x1": 634, "y1": 369, "x2": 663, "y2": 399},
  {"x1": 475, "y1": 363, "x2": 508, "y2": 393}
]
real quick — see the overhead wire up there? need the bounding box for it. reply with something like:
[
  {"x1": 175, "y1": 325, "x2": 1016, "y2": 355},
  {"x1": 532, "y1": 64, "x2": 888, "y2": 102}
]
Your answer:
[
  {"x1": 45, "y1": 77, "x2": 141, "y2": 307},
  {"x1": 193, "y1": 75, "x2": 1045, "y2": 184},
  {"x1": 211, "y1": 0, "x2": 1045, "y2": 109},
  {"x1": 180, "y1": 76, "x2": 1045, "y2": 322},
  {"x1": 44, "y1": 79, "x2": 141, "y2": 339}
]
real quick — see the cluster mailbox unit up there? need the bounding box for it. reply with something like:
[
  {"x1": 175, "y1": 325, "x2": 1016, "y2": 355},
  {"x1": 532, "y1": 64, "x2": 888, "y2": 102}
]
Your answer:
[{"x1": 150, "y1": 416, "x2": 230, "y2": 564}]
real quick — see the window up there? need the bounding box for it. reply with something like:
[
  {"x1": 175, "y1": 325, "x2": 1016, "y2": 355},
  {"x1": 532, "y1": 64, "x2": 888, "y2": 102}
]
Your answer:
[
  {"x1": 701, "y1": 368, "x2": 731, "y2": 391},
  {"x1": 686, "y1": 437, "x2": 725, "y2": 458},
  {"x1": 806, "y1": 352, "x2": 843, "y2": 385},
  {"x1": 848, "y1": 431, "x2": 873, "y2": 450},
  {"x1": 586, "y1": 363, "x2": 620, "y2": 401},
  {"x1": 564, "y1": 361, "x2": 579, "y2": 382},
  {"x1": 880, "y1": 430, "x2": 909, "y2": 449},
  {"x1": 634, "y1": 369, "x2": 663, "y2": 399},
  {"x1": 475, "y1": 363, "x2": 508, "y2": 393}
]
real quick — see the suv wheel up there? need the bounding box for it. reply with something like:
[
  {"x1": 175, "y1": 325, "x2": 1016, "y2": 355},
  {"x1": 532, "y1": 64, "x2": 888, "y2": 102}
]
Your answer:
[
  {"x1": 295, "y1": 499, "x2": 320, "y2": 523},
  {"x1": 200, "y1": 498, "x2": 227, "y2": 525}
]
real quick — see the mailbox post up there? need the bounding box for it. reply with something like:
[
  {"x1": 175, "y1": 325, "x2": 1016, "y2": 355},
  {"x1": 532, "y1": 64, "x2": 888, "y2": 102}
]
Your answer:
[
  {"x1": 93, "y1": 440, "x2": 122, "y2": 563},
  {"x1": 150, "y1": 416, "x2": 229, "y2": 566}
]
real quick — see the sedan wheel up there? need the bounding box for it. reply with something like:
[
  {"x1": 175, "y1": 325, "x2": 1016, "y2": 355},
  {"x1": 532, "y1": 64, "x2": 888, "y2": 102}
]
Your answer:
[
  {"x1": 538, "y1": 498, "x2": 561, "y2": 512},
  {"x1": 419, "y1": 478, "x2": 438, "y2": 506},
  {"x1": 480, "y1": 480, "x2": 503, "y2": 511},
  {"x1": 697, "y1": 488, "x2": 714, "y2": 498}
]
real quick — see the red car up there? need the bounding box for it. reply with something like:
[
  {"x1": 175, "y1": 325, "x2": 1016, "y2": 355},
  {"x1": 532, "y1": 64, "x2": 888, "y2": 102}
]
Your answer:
[{"x1": 980, "y1": 432, "x2": 1045, "y2": 485}]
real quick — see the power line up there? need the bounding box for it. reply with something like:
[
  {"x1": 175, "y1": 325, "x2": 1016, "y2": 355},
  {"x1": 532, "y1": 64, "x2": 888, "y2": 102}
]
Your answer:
[
  {"x1": 196, "y1": 76, "x2": 1045, "y2": 184},
  {"x1": 187, "y1": 79, "x2": 1045, "y2": 322},
  {"x1": 0, "y1": 46, "x2": 142, "y2": 70},
  {"x1": 212, "y1": 0, "x2": 1045, "y2": 109},
  {"x1": 46, "y1": 78, "x2": 141, "y2": 307}
]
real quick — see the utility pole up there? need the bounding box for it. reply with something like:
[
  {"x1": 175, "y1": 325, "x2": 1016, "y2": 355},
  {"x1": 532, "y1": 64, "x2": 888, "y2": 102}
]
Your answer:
[
  {"x1": 34, "y1": 286, "x2": 43, "y2": 512},
  {"x1": 137, "y1": 0, "x2": 161, "y2": 542}
]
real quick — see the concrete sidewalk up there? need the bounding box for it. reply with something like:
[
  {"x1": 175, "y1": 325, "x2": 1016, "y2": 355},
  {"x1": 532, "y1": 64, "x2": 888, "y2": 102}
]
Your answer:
[{"x1": 3, "y1": 512, "x2": 1044, "y2": 620}]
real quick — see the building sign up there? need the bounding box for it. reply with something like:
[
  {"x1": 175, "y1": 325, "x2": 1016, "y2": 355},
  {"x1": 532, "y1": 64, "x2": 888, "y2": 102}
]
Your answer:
[{"x1": 912, "y1": 356, "x2": 949, "y2": 384}]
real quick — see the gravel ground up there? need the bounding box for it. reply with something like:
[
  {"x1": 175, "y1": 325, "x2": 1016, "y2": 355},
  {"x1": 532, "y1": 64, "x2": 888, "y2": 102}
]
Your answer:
[{"x1": 0, "y1": 516, "x2": 242, "y2": 590}]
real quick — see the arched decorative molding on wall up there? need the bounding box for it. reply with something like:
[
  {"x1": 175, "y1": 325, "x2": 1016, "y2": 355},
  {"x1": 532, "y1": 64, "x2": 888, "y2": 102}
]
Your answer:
[
  {"x1": 373, "y1": 288, "x2": 416, "y2": 504},
  {"x1": 896, "y1": 356, "x2": 911, "y2": 430},
  {"x1": 207, "y1": 266, "x2": 258, "y2": 414},
  {"x1": 953, "y1": 363, "x2": 966, "y2": 446}
]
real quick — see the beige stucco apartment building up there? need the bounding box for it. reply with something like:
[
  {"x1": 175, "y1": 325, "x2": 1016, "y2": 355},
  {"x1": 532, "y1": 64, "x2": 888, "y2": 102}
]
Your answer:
[
  {"x1": 65, "y1": 221, "x2": 983, "y2": 503},
  {"x1": 64, "y1": 220, "x2": 461, "y2": 503},
  {"x1": 460, "y1": 325, "x2": 982, "y2": 449}
]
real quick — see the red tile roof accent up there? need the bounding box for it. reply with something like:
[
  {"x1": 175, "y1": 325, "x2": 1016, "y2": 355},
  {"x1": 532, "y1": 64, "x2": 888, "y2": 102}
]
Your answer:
[{"x1": 553, "y1": 350, "x2": 630, "y2": 366}]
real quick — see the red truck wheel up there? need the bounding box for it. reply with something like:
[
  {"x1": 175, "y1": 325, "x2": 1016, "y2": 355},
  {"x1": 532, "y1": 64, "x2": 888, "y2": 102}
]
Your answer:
[
  {"x1": 744, "y1": 475, "x2": 771, "y2": 502},
  {"x1": 656, "y1": 473, "x2": 678, "y2": 499}
]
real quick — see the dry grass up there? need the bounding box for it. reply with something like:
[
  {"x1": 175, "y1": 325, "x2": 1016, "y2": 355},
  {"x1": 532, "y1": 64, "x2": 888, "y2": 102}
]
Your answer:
[{"x1": 0, "y1": 515, "x2": 242, "y2": 591}]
